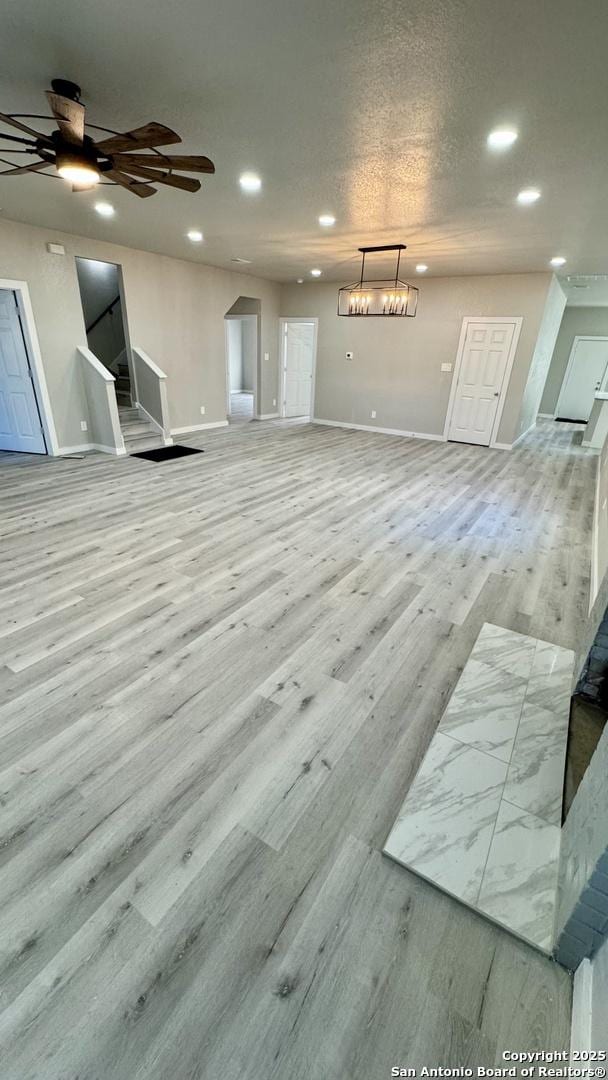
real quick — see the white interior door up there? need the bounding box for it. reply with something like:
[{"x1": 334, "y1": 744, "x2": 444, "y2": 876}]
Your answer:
[
  {"x1": 283, "y1": 322, "x2": 315, "y2": 417},
  {"x1": 0, "y1": 290, "x2": 46, "y2": 454},
  {"x1": 556, "y1": 337, "x2": 608, "y2": 422},
  {"x1": 448, "y1": 320, "x2": 516, "y2": 445}
]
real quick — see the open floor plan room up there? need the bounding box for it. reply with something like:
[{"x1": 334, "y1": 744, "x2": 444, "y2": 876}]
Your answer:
[
  {"x1": 3, "y1": 0, "x2": 608, "y2": 1072},
  {"x1": 0, "y1": 419, "x2": 591, "y2": 1077}
]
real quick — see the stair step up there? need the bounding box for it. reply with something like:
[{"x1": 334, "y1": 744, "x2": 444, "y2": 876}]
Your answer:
[
  {"x1": 124, "y1": 433, "x2": 165, "y2": 454},
  {"x1": 121, "y1": 420, "x2": 157, "y2": 436}
]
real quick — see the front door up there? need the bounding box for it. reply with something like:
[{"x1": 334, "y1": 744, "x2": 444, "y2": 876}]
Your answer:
[
  {"x1": 557, "y1": 337, "x2": 608, "y2": 422},
  {"x1": 448, "y1": 320, "x2": 517, "y2": 445},
  {"x1": 0, "y1": 290, "x2": 46, "y2": 454},
  {"x1": 283, "y1": 321, "x2": 315, "y2": 418}
]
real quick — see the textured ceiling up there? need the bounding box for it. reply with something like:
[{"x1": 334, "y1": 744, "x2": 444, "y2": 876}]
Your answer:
[{"x1": 1, "y1": 0, "x2": 608, "y2": 284}]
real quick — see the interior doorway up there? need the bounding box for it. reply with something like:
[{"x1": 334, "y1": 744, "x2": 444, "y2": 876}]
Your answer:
[
  {"x1": 280, "y1": 318, "x2": 317, "y2": 418},
  {"x1": 224, "y1": 310, "x2": 258, "y2": 424},
  {"x1": 555, "y1": 336, "x2": 608, "y2": 423},
  {"x1": 75, "y1": 257, "x2": 131, "y2": 406}
]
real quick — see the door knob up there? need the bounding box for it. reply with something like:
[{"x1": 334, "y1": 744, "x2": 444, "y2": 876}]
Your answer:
[{"x1": 493, "y1": 391, "x2": 500, "y2": 397}]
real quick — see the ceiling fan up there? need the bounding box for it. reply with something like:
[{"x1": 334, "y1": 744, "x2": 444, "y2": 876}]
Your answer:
[{"x1": 0, "y1": 79, "x2": 215, "y2": 198}]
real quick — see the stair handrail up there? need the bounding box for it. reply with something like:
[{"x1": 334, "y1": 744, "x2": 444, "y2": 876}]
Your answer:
[
  {"x1": 131, "y1": 346, "x2": 171, "y2": 443},
  {"x1": 86, "y1": 294, "x2": 121, "y2": 335}
]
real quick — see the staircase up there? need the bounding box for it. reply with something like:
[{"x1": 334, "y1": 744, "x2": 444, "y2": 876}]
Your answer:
[
  {"x1": 118, "y1": 405, "x2": 165, "y2": 454},
  {"x1": 114, "y1": 356, "x2": 132, "y2": 407}
]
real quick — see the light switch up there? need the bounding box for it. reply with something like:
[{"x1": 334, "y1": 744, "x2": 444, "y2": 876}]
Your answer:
[{"x1": 441, "y1": 363, "x2": 452, "y2": 372}]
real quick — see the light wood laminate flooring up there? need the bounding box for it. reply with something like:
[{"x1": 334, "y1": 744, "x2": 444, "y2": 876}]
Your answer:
[{"x1": 0, "y1": 418, "x2": 593, "y2": 1078}]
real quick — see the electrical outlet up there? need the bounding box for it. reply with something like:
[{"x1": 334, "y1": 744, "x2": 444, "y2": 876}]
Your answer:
[
  {"x1": 441, "y1": 363, "x2": 452, "y2": 372},
  {"x1": 80, "y1": 420, "x2": 88, "y2": 432},
  {"x1": 371, "y1": 410, "x2": 377, "y2": 419},
  {"x1": 345, "y1": 351, "x2": 353, "y2": 360},
  {"x1": 200, "y1": 406, "x2": 205, "y2": 415},
  {"x1": 46, "y1": 242, "x2": 65, "y2": 255}
]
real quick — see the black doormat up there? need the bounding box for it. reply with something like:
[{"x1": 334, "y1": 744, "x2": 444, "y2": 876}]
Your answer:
[{"x1": 132, "y1": 445, "x2": 204, "y2": 462}]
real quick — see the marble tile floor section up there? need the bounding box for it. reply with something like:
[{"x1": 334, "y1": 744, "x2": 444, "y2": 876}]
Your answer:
[{"x1": 383, "y1": 623, "x2": 575, "y2": 953}]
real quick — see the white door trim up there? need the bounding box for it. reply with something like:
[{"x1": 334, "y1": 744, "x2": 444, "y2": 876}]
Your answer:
[
  {"x1": 0, "y1": 278, "x2": 59, "y2": 455},
  {"x1": 443, "y1": 316, "x2": 523, "y2": 448},
  {"x1": 555, "y1": 335, "x2": 608, "y2": 419},
  {"x1": 279, "y1": 317, "x2": 318, "y2": 419}
]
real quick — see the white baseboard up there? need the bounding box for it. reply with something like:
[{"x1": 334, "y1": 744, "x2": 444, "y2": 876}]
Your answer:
[
  {"x1": 490, "y1": 441, "x2": 513, "y2": 451},
  {"x1": 512, "y1": 422, "x2": 536, "y2": 447},
  {"x1": 95, "y1": 443, "x2": 127, "y2": 456},
  {"x1": 538, "y1": 412, "x2": 554, "y2": 419},
  {"x1": 312, "y1": 417, "x2": 446, "y2": 442},
  {"x1": 255, "y1": 412, "x2": 280, "y2": 420},
  {"x1": 171, "y1": 420, "x2": 229, "y2": 435},
  {"x1": 57, "y1": 443, "x2": 126, "y2": 456},
  {"x1": 57, "y1": 443, "x2": 93, "y2": 455},
  {"x1": 571, "y1": 958, "x2": 593, "y2": 1053}
]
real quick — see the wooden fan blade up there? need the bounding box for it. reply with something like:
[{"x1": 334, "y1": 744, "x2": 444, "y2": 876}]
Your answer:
[
  {"x1": 0, "y1": 111, "x2": 53, "y2": 145},
  {"x1": 95, "y1": 123, "x2": 181, "y2": 155},
  {"x1": 116, "y1": 162, "x2": 201, "y2": 192},
  {"x1": 113, "y1": 152, "x2": 215, "y2": 174},
  {"x1": 0, "y1": 159, "x2": 54, "y2": 176},
  {"x1": 104, "y1": 168, "x2": 157, "y2": 197},
  {"x1": 45, "y1": 91, "x2": 85, "y2": 145}
]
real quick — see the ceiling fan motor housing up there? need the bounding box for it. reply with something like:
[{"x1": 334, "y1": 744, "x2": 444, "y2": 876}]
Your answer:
[{"x1": 50, "y1": 79, "x2": 82, "y2": 102}]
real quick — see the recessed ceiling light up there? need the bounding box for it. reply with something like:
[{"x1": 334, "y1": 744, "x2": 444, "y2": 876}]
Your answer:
[
  {"x1": 487, "y1": 127, "x2": 518, "y2": 150},
  {"x1": 415, "y1": 264, "x2": 428, "y2": 273},
  {"x1": 297, "y1": 278, "x2": 304, "y2": 284},
  {"x1": 187, "y1": 229, "x2": 204, "y2": 243},
  {"x1": 94, "y1": 201, "x2": 115, "y2": 218},
  {"x1": 318, "y1": 214, "x2": 336, "y2": 227},
  {"x1": 310, "y1": 269, "x2": 322, "y2": 277},
  {"x1": 517, "y1": 188, "x2": 541, "y2": 205},
  {"x1": 239, "y1": 171, "x2": 262, "y2": 193},
  {"x1": 550, "y1": 256, "x2": 566, "y2": 267}
]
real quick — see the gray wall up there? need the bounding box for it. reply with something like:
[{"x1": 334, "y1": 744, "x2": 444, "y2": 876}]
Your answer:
[
  {"x1": 0, "y1": 218, "x2": 281, "y2": 450},
  {"x1": 540, "y1": 307, "x2": 608, "y2": 415},
  {"x1": 554, "y1": 716, "x2": 608, "y2": 971},
  {"x1": 515, "y1": 276, "x2": 566, "y2": 440},
  {"x1": 227, "y1": 320, "x2": 243, "y2": 391},
  {"x1": 242, "y1": 317, "x2": 257, "y2": 393},
  {"x1": 280, "y1": 273, "x2": 554, "y2": 445}
]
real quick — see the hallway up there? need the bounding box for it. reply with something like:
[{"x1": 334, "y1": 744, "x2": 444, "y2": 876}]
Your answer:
[{"x1": 229, "y1": 391, "x2": 254, "y2": 423}]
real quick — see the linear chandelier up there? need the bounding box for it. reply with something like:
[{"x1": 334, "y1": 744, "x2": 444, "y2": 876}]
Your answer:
[{"x1": 338, "y1": 244, "x2": 418, "y2": 318}]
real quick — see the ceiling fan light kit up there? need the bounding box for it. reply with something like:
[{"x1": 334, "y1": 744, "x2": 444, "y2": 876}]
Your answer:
[
  {"x1": 0, "y1": 79, "x2": 215, "y2": 198},
  {"x1": 338, "y1": 245, "x2": 419, "y2": 317}
]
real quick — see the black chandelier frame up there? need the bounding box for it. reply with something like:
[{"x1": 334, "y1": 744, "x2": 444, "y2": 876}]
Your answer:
[{"x1": 337, "y1": 244, "x2": 419, "y2": 318}]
